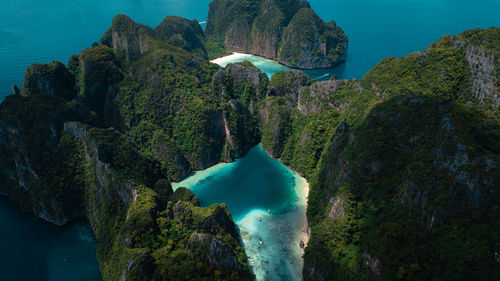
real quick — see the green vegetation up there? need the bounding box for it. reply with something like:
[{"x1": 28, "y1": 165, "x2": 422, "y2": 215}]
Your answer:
[
  {"x1": 1, "y1": 6, "x2": 498, "y2": 280},
  {"x1": 279, "y1": 8, "x2": 348, "y2": 68},
  {"x1": 0, "y1": 13, "x2": 261, "y2": 281},
  {"x1": 259, "y1": 29, "x2": 500, "y2": 280},
  {"x1": 21, "y1": 61, "x2": 76, "y2": 99},
  {"x1": 205, "y1": 0, "x2": 347, "y2": 68},
  {"x1": 205, "y1": 37, "x2": 231, "y2": 59}
]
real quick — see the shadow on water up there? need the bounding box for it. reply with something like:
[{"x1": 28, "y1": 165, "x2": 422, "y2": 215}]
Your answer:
[{"x1": 0, "y1": 196, "x2": 102, "y2": 281}]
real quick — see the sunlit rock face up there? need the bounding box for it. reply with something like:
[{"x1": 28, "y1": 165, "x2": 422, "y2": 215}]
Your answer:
[{"x1": 205, "y1": 0, "x2": 348, "y2": 69}]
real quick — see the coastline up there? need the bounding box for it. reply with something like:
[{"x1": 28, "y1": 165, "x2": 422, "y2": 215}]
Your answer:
[
  {"x1": 211, "y1": 50, "x2": 343, "y2": 71},
  {"x1": 210, "y1": 52, "x2": 252, "y2": 66},
  {"x1": 292, "y1": 171, "x2": 310, "y2": 248},
  {"x1": 171, "y1": 162, "x2": 233, "y2": 191},
  {"x1": 170, "y1": 145, "x2": 311, "y2": 280}
]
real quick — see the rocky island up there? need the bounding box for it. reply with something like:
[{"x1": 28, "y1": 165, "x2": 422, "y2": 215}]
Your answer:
[
  {"x1": 0, "y1": 3, "x2": 499, "y2": 281},
  {"x1": 205, "y1": 0, "x2": 348, "y2": 69}
]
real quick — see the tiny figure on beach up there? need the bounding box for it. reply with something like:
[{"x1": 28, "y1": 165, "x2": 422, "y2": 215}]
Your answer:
[
  {"x1": 268, "y1": 209, "x2": 271, "y2": 215},
  {"x1": 259, "y1": 216, "x2": 262, "y2": 222},
  {"x1": 251, "y1": 261, "x2": 255, "y2": 266}
]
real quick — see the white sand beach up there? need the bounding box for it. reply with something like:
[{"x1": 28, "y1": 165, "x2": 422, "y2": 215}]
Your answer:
[
  {"x1": 295, "y1": 172, "x2": 310, "y2": 248},
  {"x1": 210, "y1": 52, "x2": 252, "y2": 66}
]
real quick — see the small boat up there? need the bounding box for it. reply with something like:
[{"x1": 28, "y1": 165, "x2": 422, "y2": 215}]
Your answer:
[
  {"x1": 268, "y1": 209, "x2": 271, "y2": 215},
  {"x1": 258, "y1": 216, "x2": 262, "y2": 222},
  {"x1": 259, "y1": 238, "x2": 263, "y2": 245}
]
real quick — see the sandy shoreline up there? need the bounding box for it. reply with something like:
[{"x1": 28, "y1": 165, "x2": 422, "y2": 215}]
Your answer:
[
  {"x1": 171, "y1": 146, "x2": 311, "y2": 280},
  {"x1": 210, "y1": 52, "x2": 252, "y2": 66},
  {"x1": 292, "y1": 171, "x2": 310, "y2": 248},
  {"x1": 171, "y1": 162, "x2": 232, "y2": 191}
]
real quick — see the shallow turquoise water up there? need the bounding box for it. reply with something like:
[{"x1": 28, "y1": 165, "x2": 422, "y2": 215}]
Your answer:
[
  {"x1": 174, "y1": 145, "x2": 309, "y2": 281},
  {"x1": 1, "y1": 1, "x2": 499, "y2": 280}
]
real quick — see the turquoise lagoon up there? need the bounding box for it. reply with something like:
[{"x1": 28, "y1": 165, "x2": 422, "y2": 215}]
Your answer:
[
  {"x1": 1, "y1": 0, "x2": 499, "y2": 280},
  {"x1": 211, "y1": 53, "x2": 333, "y2": 80},
  {"x1": 173, "y1": 145, "x2": 309, "y2": 281}
]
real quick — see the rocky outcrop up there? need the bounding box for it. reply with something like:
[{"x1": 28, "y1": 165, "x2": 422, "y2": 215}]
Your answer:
[
  {"x1": 267, "y1": 70, "x2": 311, "y2": 107},
  {"x1": 100, "y1": 14, "x2": 154, "y2": 64},
  {"x1": 0, "y1": 95, "x2": 94, "y2": 225},
  {"x1": 11, "y1": 85, "x2": 20, "y2": 95},
  {"x1": 0, "y1": 13, "x2": 259, "y2": 280},
  {"x1": 297, "y1": 79, "x2": 361, "y2": 115},
  {"x1": 154, "y1": 16, "x2": 206, "y2": 55},
  {"x1": 258, "y1": 97, "x2": 291, "y2": 158},
  {"x1": 75, "y1": 44, "x2": 124, "y2": 127},
  {"x1": 256, "y1": 29, "x2": 500, "y2": 280},
  {"x1": 448, "y1": 32, "x2": 499, "y2": 109},
  {"x1": 278, "y1": 8, "x2": 347, "y2": 69},
  {"x1": 188, "y1": 232, "x2": 241, "y2": 272},
  {"x1": 101, "y1": 14, "x2": 207, "y2": 64},
  {"x1": 205, "y1": 0, "x2": 347, "y2": 69},
  {"x1": 21, "y1": 61, "x2": 76, "y2": 100},
  {"x1": 212, "y1": 61, "x2": 269, "y2": 103}
]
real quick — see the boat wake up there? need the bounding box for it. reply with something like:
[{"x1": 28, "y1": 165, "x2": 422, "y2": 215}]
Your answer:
[{"x1": 314, "y1": 73, "x2": 330, "y2": 80}]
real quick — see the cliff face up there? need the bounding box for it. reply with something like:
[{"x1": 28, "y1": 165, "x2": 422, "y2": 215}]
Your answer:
[
  {"x1": 1, "y1": 8, "x2": 499, "y2": 281},
  {"x1": 0, "y1": 14, "x2": 262, "y2": 281},
  {"x1": 258, "y1": 28, "x2": 500, "y2": 280},
  {"x1": 21, "y1": 61, "x2": 76, "y2": 100},
  {"x1": 0, "y1": 95, "x2": 94, "y2": 225},
  {"x1": 63, "y1": 122, "x2": 252, "y2": 281},
  {"x1": 98, "y1": 14, "x2": 262, "y2": 181},
  {"x1": 278, "y1": 8, "x2": 347, "y2": 68},
  {"x1": 205, "y1": 0, "x2": 347, "y2": 69}
]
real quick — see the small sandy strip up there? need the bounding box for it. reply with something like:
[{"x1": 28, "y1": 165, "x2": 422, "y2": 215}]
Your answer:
[{"x1": 210, "y1": 52, "x2": 252, "y2": 65}]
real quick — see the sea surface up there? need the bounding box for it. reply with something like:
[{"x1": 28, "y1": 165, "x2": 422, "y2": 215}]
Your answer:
[
  {"x1": 1, "y1": 0, "x2": 499, "y2": 100},
  {"x1": 1, "y1": 0, "x2": 499, "y2": 280},
  {"x1": 0, "y1": 197, "x2": 102, "y2": 281},
  {"x1": 173, "y1": 145, "x2": 309, "y2": 281}
]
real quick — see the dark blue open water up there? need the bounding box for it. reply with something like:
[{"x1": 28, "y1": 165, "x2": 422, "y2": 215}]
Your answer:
[
  {"x1": 0, "y1": 197, "x2": 101, "y2": 281},
  {"x1": 0, "y1": 1, "x2": 499, "y2": 280}
]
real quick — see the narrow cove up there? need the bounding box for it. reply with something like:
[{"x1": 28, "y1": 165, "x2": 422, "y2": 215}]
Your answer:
[
  {"x1": 172, "y1": 145, "x2": 309, "y2": 281},
  {"x1": 210, "y1": 52, "x2": 335, "y2": 81}
]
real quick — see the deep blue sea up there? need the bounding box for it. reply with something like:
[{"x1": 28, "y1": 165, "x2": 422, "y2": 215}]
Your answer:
[
  {"x1": 0, "y1": 197, "x2": 102, "y2": 281},
  {"x1": 1, "y1": 0, "x2": 499, "y2": 280}
]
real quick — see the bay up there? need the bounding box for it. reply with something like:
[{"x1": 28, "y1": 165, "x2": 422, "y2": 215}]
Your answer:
[
  {"x1": 0, "y1": 1, "x2": 499, "y2": 280},
  {"x1": 173, "y1": 145, "x2": 309, "y2": 281}
]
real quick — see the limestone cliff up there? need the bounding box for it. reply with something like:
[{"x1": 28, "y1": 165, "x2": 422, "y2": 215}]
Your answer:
[
  {"x1": 0, "y1": 95, "x2": 94, "y2": 225},
  {"x1": 258, "y1": 28, "x2": 500, "y2": 280},
  {"x1": 21, "y1": 61, "x2": 76, "y2": 100},
  {"x1": 205, "y1": 0, "x2": 347, "y2": 69},
  {"x1": 0, "y1": 14, "x2": 263, "y2": 281},
  {"x1": 1, "y1": 8, "x2": 499, "y2": 281}
]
